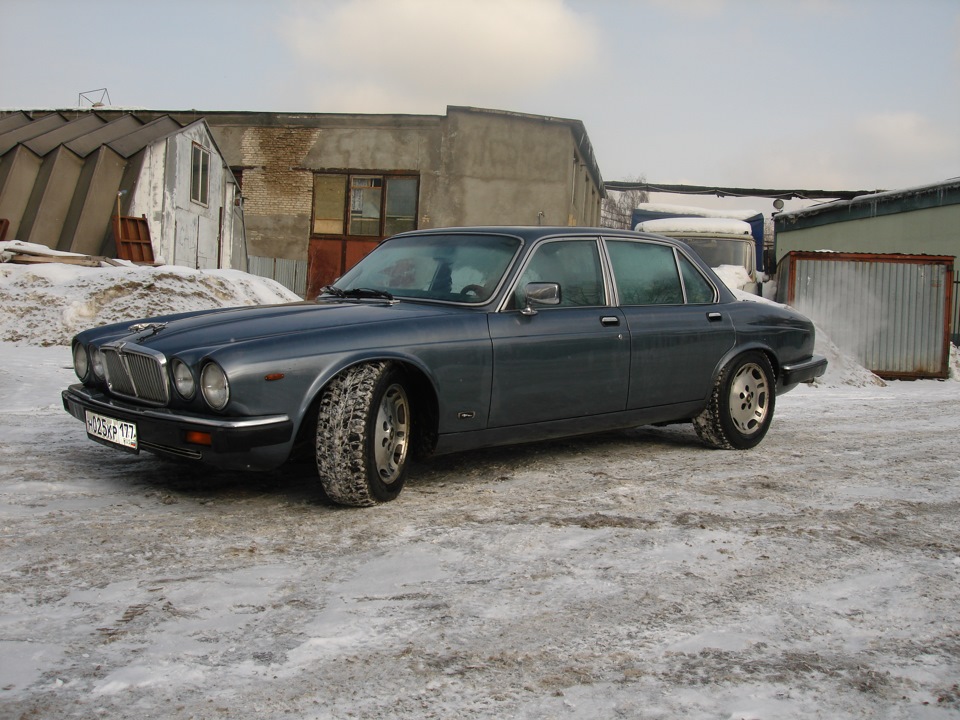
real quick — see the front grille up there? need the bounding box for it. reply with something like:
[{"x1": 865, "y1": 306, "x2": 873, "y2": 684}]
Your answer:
[{"x1": 101, "y1": 344, "x2": 170, "y2": 406}]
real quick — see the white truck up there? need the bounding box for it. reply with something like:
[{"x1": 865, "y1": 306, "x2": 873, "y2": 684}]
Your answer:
[{"x1": 633, "y1": 210, "x2": 762, "y2": 295}]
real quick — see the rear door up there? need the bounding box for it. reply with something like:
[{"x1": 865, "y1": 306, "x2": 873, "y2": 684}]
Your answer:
[{"x1": 605, "y1": 238, "x2": 735, "y2": 408}]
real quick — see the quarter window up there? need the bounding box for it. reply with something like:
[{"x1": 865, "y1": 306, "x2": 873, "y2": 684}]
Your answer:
[
  {"x1": 678, "y1": 253, "x2": 717, "y2": 303},
  {"x1": 190, "y1": 143, "x2": 210, "y2": 206}
]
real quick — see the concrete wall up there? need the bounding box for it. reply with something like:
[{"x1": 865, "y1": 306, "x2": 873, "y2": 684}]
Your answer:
[
  {"x1": 438, "y1": 110, "x2": 581, "y2": 227},
  {"x1": 191, "y1": 108, "x2": 602, "y2": 263}
]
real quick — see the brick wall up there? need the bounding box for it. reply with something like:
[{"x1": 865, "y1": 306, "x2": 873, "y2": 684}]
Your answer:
[{"x1": 239, "y1": 127, "x2": 321, "y2": 219}]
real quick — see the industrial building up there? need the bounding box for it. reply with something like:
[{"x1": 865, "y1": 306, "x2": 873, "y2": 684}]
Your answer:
[{"x1": 774, "y1": 178, "x2": 959, "y2": 376}]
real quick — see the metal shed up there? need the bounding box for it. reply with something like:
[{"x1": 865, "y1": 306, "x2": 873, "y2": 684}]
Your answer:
[{"x1": 778, "y1": 251, "x2": 954, "y2": 380}]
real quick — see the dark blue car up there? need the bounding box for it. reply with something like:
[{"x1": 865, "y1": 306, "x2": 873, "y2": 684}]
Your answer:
[{"x1": 63, "y1": 226, "x2": 826, "y2": 506}]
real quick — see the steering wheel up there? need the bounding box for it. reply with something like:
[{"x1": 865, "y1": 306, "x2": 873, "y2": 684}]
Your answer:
[{"x1": 460, "y1": 284, "x2": 485, "y2": 299}]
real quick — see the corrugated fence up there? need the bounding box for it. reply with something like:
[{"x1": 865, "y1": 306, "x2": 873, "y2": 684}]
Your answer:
[
  {"x1": 778, "y1": 252, "x2": 954, "y2": 380},
  {"x1": 248, "y1": 256, "x2": 308, "y2": 298}
]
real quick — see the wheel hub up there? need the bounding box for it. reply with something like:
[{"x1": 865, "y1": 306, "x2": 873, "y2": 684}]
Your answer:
[
  {"x1": 374, "y1": 384, "x2": 409, "y2": 484},
  {"x1": 728, "y1": 363, "x2": 769, "y2": 435}
]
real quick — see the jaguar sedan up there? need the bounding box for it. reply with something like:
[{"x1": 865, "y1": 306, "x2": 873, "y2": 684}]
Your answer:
[{"x1": 63, "y1": 226, "x2": 826, "y2": 506}]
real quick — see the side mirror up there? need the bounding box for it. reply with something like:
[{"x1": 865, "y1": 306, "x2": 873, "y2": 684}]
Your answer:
[{"x1": 521, "y1": 282, "x2": 561, "y2": 316}]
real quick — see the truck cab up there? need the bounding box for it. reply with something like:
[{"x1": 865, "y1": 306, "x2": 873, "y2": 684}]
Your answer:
[{"x1": 633, "y1": 217, "x2": 760, "y2": 295}]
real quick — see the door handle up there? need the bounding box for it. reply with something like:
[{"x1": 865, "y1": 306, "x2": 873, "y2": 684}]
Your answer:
[
  {"x1": 600, "y1": 316, "x2": 620, "y2": 327},
  {"x1": 707, "y1": 312, "x2": 722, "y2": 322}
]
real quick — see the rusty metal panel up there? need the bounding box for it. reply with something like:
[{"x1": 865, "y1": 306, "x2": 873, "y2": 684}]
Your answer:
[
  {"x1": 113, "y1": 214, "x2": 154, "y2": 263},
  {"x1": 783, "y1": 252, "x2": 954, "y2": 380}
]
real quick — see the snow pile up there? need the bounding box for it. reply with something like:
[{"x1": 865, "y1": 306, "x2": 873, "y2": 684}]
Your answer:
[
  {"x1": 0, "y1": 249, "x2": 301, "y2": 346},
  {"x1": 731, "y1": 289, "x2": 888, "y2": 387},
  {"x1": 712, "y1": 264, "x2": 754, "y2": 293}
]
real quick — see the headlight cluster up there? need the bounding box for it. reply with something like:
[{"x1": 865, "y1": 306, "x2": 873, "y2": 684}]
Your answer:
[
  {"x1": 73, "y1": 343, "x2": 231, "y2": 412},
  {"x1": 172, "y1": 359, "x2": 230, "y2": 410},
  {"x1": 73, "y1": 343, "x2": 106, "y2": 382}
]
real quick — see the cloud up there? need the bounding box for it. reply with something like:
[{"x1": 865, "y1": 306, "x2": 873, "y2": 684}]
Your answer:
[
  {"x1": 279, "y1": 0, "x2": 600, "y2": 113},
  {"x1": 738, "y1": 111, "x2": 959, "y2": 191}
]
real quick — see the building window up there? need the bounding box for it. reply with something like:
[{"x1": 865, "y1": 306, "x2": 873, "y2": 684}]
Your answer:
[
  {"x1": 312, "y1": 172, "x2": 418, "y2": 238},
  {"x1": 191, "y1": 143, "x2": 210, "y2": 206}
]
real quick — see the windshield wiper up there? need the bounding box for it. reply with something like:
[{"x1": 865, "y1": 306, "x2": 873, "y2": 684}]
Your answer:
[{"x1": 320, "y1": 286, "x2": 395, "y2": 301}]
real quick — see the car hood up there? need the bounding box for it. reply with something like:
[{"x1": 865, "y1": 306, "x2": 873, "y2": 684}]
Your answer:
[{"x1": 110, "y1": 301, "x2": 463, "y2": 353}]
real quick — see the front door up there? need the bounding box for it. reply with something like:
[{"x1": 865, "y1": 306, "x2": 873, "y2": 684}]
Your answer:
[{"x1": 487, "y1": 238, "x2": 629, "y2": 427}]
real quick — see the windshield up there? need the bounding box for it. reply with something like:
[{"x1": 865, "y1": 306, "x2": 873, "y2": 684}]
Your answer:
[
  {"x1": 332, "y1": 233, "x2": 521, "y2": 303},
  {"x1": 682, "y1": 238, "x2": 755, "y2": 273}
]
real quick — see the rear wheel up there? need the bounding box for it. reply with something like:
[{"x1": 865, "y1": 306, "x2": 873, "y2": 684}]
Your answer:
[
  {"x1": 694, "y1": 351, "x2": 775, "y2": 450},
  {"x1": 315, "y1": 362, "x2": 411, "y2": 506}
]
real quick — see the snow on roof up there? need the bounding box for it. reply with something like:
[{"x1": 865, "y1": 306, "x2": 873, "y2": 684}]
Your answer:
[
  {"x1": 632, "y1": 203, "x2": 762, "y2": 220},
  {"x1": 635, "y1": 217, "x2": 754, "y2": 236},
  {"x1": 776, "y1": 176, "x2": 960, "y2": 221}
]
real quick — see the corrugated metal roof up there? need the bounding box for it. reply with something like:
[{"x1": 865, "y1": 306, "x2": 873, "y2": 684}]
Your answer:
[
  {"x1": 107, "y1": 116, "x2": 183, "y2": 158},
  {"x1": 776, "y1": 177, "x2": 960, "y2": 230},
  {"x1": 64, "y1": 114, "x2": 144, "y2": 157},
  {"x1": 0, "y1": 112, "x2": 67, "y2": 154},
  {"x1": 22, "y1": 114, "x2": 106, "y2": 156}
]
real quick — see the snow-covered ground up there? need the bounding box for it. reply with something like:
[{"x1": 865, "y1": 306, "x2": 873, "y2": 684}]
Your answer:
[{"x1": 2, "y1": 253, "x2": 959, "y2": 719}]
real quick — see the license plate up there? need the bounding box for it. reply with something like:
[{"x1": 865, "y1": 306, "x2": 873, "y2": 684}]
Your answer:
[{"x1": 85, "y1": 410, "x2": 138, "y2": 450}]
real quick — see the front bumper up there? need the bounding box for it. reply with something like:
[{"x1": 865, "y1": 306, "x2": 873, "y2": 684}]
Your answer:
[
  {"x1": 779, "y1": 355, "x2": 828, "y2": 391},
  {"x1": 62, "y1": 384, "x2": 294, "y2": 468}
]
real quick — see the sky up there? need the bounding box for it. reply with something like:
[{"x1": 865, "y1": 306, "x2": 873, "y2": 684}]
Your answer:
[{"x1": 1, "y1": 0, "x2": 958, "y2": 214}]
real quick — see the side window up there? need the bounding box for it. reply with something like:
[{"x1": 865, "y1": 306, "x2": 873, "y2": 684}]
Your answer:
[
  {"x1": 512, "y1": 239, "x2": 605, "y2": 308},
  {"x1": 678, "y1": 253, "x2": 717, "y2": 304},
  {"x1": 607, "y1": 241, "x2": 683, "y2": 305},
  {"x1": 190, "y1": 143, "x2": 210, "y2": 206}
]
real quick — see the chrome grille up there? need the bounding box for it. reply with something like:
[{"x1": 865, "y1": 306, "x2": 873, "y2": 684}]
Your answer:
[{"x1": 101, "y1": 344, "x2": 170, "y2": 406}]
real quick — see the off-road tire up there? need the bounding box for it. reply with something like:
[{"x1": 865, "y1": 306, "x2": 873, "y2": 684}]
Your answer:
[
  {"x1": 316, "y1": 362, "x2": 411, "y2": 506},
  {"x1": 694, "y1": 351, "x2": 775, "y2": 450}
]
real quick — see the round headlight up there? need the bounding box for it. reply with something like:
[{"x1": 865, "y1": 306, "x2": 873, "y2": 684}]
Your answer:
[
  {"x1": 171, "y1": 359, "x2": 196, "y2": 399},
  {"x1": 200, "y1": 362, "x2": 230, "y2": 410},
  {"x1": 72, "y1": 343, "x2": 89, "y2": 380},
  {"x1": 90, "y1": 347, "x2": 105, "y2": 379}
]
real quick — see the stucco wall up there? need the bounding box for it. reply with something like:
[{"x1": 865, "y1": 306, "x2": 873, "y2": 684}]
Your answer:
[
  {"x1": 200, "y1": 108, "x2": 603, "y2": 263},
  {"x1": 438, "y1": 110, "x2": 574, "y2": 227}
]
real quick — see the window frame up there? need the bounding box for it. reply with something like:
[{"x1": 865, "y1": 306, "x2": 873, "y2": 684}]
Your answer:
[
  {"x1": 190, "y1": 142, "x2": 211, "y2": 207},
  {"x1": 311, "y1": 171, "x2": 419, "y2": 240},
  {"x1": 503, "y1": 237, "x2": 608, "y2": 311},
  {"x1": 602, "y1": 237, "x2": 720, "y2": 307}
]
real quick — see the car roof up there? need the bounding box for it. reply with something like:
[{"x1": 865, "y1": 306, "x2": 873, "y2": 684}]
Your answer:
[{"x1": 393, "y1": 225, "x2": 685, "y2": 246}]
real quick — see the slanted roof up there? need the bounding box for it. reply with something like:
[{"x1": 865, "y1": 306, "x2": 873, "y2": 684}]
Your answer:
[
  {"x1": 65, "y1": 114, "x2": 145, "y2": 157},
  {"x1": 107, "y1": 116, "x2": 184, "y2": 158},
  {"x1": 776, "y1": 177, "x2": 960, "y2": 231},
  {"x1": 0, "y1": 112, "x2": 68, "y2": 154},
  {"x1": 22, "y1": 114, "x2": 106, "y2": 156}
]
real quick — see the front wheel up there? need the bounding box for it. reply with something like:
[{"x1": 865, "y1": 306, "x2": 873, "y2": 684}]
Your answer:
[
  {"x1": 315, "y1": 362, "x2": 411, "y2": 506},
  {"x1": 694, "y1": 351, "x2": 775, "y2": 450}
]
